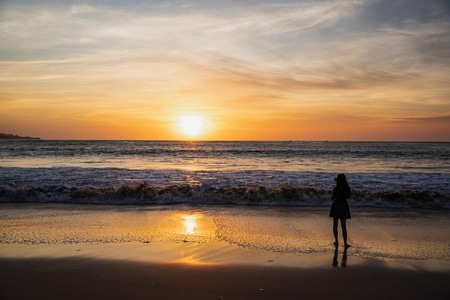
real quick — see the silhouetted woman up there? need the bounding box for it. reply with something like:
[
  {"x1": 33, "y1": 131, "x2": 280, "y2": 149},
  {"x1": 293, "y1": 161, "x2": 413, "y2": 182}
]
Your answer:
[{"x1": 330, "y1": 174, "x2": 351, "y2": 249}]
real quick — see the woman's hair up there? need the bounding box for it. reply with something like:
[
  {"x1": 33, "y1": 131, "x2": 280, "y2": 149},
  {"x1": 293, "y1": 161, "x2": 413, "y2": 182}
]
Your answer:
[
  {"x1": 334, "y1": 174, "x2": 351, "y2": 199},
  {"x1": 336, "y1": 174, "x2": 349, "y2": 187}
]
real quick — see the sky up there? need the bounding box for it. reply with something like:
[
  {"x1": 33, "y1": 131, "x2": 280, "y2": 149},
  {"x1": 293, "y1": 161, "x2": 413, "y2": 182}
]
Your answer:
[{"x1": 1, "y1": 0, "x2": 449, "y2": 141}]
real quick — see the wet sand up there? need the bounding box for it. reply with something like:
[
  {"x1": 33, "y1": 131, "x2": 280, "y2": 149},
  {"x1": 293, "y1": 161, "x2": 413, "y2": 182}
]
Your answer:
[
  {"x1": 1, "y1": 257, "x2": 449, "y2": 300},
  {"x1": 0, "y1": 204, "x2": 449, "y2": 299}
]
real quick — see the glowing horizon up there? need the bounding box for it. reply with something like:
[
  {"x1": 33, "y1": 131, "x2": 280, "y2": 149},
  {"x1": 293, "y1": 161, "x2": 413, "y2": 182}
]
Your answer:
[{"x1": 1, "y1": 1, "x2": 449, "y2": 141}]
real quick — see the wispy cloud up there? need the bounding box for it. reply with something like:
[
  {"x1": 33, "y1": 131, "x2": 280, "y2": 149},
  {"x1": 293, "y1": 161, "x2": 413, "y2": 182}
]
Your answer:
[
  {"x1": 1, "y1": 0, "x2": 449, "y2": 140},
  {"x1": 396, "y1": 116, "x2": 450, "y2": 122}
]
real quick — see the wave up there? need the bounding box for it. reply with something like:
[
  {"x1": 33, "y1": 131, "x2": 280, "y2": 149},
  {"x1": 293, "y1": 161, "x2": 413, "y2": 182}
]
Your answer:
[{"x1": 1, "y1": 182, "x2": 448, "y2": 209}]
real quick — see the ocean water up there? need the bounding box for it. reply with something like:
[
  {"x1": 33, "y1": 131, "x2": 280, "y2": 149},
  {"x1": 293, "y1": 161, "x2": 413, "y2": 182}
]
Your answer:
[{"x1": 0, "y1": 140, "x2": 449, "y2": 208}]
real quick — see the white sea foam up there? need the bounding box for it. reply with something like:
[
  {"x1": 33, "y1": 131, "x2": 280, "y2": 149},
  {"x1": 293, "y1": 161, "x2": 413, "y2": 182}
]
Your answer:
[{"x1": 0, "y1": 167, "x2": 448, "y2": 208}]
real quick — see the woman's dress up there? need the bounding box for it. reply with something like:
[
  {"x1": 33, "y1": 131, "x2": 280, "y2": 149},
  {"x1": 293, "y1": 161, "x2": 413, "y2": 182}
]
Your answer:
[{"x1": 329, "y1": 189, "x2": 351, "y2": 219}]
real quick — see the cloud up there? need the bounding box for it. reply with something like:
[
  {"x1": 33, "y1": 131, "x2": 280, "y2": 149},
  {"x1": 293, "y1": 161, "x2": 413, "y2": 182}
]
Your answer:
[
  {"x1": 396, "y1": 116, "x2": 450, "y2": 122},
  {"x1": 1, "y1": 0, "x2": 449, "y2": 140},
  {"x1": 354, "y1": 0, "x2": 449, "y2": 28}
]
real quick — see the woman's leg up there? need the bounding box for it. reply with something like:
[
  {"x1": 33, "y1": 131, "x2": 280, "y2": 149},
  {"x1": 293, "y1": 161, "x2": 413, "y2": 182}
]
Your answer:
[
  {"x1": 340, "y1": 219, "x2": 351, "y2": 248},
  {"x1": 333, "y1": 218, "x2": 339, "y2": 246}
]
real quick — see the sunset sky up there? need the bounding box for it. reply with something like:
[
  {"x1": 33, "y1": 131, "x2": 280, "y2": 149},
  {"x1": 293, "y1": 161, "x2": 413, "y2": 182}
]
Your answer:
[{"x1": 1, "y1": 0, "x2": 449, "y2": 141}]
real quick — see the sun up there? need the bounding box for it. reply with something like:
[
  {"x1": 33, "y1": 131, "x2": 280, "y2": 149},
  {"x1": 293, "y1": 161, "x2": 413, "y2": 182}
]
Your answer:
[{"x1": 178, "y1": 115, "x2": 204, "y2": 137}]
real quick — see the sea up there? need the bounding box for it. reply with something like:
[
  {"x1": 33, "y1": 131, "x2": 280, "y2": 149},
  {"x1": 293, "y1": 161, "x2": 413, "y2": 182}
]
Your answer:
[{"x1": 0, "y1": 140, "x2": 449, "y2": 208}]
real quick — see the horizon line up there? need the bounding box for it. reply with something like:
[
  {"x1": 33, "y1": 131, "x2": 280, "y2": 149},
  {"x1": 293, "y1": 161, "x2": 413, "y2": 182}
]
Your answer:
[{"x1": 4, "y1": 138, "x2": 449, "y2": 143}]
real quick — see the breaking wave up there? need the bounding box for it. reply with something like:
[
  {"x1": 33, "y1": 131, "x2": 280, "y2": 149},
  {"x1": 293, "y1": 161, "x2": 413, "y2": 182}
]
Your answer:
[{"x1": 1, "y1": 181, "x2": 448, "y2": 209}]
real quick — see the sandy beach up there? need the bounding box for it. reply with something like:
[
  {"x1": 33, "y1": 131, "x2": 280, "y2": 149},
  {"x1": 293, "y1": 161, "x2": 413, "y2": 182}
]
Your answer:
[{"x1": 0, "y1": 204, "x2": 449, "y2": 299}]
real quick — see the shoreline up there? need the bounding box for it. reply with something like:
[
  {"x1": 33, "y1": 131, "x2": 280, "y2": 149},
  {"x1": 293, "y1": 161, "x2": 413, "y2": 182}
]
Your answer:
[
  {"x1": 1, "y1": 203, "x2": 449, "y2": 266},
  {"x1": 1, "y1": 203, "x2": 449, "y2": 299},
  {"x1": 0, "y1": 133, "x2": 40, "y2": 140},
  {"x1": 1, "y1": 240, "x2": 449, "y2": 272}
]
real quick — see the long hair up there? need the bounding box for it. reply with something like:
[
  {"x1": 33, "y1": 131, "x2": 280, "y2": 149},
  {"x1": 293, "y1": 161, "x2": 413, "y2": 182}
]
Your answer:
[{"x1": 333, "y1": 174, "x2": 351, "y2": 200}]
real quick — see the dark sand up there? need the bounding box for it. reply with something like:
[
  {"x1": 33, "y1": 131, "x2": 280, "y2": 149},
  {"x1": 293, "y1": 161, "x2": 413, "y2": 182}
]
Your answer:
[{"x1": 1, "y1": 257, "x2": 449, "y2": 300}]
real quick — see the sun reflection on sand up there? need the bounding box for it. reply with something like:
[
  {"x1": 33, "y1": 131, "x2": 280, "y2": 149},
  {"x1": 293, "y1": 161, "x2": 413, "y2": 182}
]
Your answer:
[
  {"x1": 174, "y1": 256, "x2": 218, "y2": 266},
  {"x1": 182, "y1": 214, "x2": 199, "y2": 235},
  {"x1": 177, "y1": 213, "x2": 222, "y2": 265}
]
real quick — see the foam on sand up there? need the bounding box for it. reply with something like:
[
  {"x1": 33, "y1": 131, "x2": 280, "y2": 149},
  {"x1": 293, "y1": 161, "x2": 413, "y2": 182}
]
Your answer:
[{"x1": 0, "y1": 204, "x2": 449, "y2": 269}]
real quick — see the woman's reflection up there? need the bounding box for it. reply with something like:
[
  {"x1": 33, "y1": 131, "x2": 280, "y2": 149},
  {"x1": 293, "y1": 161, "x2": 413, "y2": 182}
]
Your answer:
[{"x1": 332, "y1": 248, "x2": 348, "y2": 268}]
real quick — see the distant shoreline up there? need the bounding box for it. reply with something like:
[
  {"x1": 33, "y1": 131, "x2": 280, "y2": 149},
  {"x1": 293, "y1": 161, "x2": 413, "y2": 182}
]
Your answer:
[{"x1": 0, "y1": 133, "x2": 40, "y2": 140}]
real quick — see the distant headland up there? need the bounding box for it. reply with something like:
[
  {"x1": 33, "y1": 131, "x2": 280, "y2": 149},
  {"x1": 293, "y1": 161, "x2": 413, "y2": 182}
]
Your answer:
[{"x1": 0, "y1": 133, "x2": 40, "y2": 140}]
